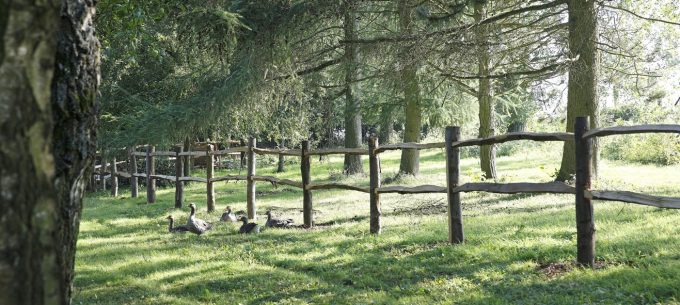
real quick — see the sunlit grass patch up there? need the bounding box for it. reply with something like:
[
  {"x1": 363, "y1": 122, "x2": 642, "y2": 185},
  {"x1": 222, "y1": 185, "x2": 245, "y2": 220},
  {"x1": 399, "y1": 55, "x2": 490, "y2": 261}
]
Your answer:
[{"x1": 74, "y1": 151, "x2": 680, "y2": 304}]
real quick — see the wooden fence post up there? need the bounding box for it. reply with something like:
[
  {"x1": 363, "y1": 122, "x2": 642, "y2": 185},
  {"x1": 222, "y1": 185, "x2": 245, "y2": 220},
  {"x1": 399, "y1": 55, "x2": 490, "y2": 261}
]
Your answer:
[
  {"x1": 247, "y1": 138, "x2": 257, "y2": 220},
  {"x1": 369, "y1": 137, "x2": 381, "y2": 234},
  {"x1": 446, "y1": 126, "x2": 464, "y2": 244},
  {"x1": 110, "y1": 156, "x2": 118, "y2": 197},
  {"x1": 574, "y1": 116, "x2": 595, "y2": 267},
  {"x1": 175, "y1": 146, "x2": 184, "y2": 209},
  {"x1": 206, "y1": 144, "x2": 215, "y2": 213},
  {"x1": 146, "y1": 145, "x2": 156, "y2": 204},
  {"x1": 301, "y1": 140, "x2": 313, "y2": 228},
  {"x1": 129, "y1": 147, "x2": 138, "y2": 198}
]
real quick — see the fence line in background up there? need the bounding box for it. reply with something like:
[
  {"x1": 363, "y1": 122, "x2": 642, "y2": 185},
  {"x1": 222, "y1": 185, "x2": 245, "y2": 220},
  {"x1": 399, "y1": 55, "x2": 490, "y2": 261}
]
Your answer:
[{"x1": 92, "y1": 117, "x2": 680, "y2": 267}]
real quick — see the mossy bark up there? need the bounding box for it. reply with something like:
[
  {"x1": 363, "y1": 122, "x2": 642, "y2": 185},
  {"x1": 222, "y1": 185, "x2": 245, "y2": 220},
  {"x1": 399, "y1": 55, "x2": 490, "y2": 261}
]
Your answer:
[
  {"x1": 398, "y1": 0, "x2": 422, "y2": 176},
  {"x1": 343, "y1": 0, "x2": 363, "y2": 175},
  {"x1": 51, "y1": 0, "x2": 100, "y2": 303},
  {"x1": 474, "y1": 0, "x2": 497, "y2": 180},
  {"x1": 378, "y1": 105, "x2": 395, "y2": 145},
  {"x1": 556, "y1": 0, "x2": 599, "y2": 182},
  {"x1": 0, "y1": 0, "x2": 61, "y2": 304},
  {"x1": 0, "y1": 0, "x2": 98, "y2": 304}
]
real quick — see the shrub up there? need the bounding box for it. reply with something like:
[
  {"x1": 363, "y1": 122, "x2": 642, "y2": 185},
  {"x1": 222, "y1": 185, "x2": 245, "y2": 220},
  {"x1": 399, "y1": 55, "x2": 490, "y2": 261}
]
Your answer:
[{"x1": 602, "y1": 134, "x2": 680, "y2": 165}]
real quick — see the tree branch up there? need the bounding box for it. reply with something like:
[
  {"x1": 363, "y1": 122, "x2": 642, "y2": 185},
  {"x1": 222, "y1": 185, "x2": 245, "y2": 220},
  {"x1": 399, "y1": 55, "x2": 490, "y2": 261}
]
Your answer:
[
  {"x1": 341, "y1": 0, "x2": 567, "y2": 44},
  {"x1": 441, "y1": 59, "x2": 573, "y2": 80},
  {"x1": 601, "y1": 3, "x2": 680, "y2": 27},
  {"x1": 270, "y1": 57, "x2": 343, "y2": 80}
]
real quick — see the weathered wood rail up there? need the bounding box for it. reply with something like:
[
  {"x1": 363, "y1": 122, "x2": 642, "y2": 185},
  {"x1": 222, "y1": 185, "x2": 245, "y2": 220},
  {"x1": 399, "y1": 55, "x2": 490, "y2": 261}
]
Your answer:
[{"x1": 94, "y1": 117, "x2": 680, "y2": 267}]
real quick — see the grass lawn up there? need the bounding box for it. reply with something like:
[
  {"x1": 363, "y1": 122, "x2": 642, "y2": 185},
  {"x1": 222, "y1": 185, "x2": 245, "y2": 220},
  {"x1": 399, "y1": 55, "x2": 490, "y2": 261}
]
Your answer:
[{"x1": 74, "y1": 144, "x2": 680, "y2": 304}]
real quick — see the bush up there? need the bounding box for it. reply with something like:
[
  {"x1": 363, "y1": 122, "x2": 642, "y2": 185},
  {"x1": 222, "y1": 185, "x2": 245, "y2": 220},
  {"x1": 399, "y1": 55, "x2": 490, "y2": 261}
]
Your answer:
[{"x1": 602, "y1": 134, "x2": 680, "y2": 165}]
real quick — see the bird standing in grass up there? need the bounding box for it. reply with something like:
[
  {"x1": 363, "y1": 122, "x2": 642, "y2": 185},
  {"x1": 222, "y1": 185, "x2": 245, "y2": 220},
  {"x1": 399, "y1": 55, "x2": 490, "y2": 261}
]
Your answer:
[
  {"x1": 220, "y1": 206, "x2": 238, "y2": 222},
  {"x1": 165, "y1": 215, "x2": 189, "y2": 233},
  {"x1": 238, "y1": 216, "x2": 260, "y2": 234},
  {"x1": 265, "y1": 210, "x2": 294, "y2": 228},
  {"x1": 187, "y1": 203, "x2": 213, "y2": 235}
]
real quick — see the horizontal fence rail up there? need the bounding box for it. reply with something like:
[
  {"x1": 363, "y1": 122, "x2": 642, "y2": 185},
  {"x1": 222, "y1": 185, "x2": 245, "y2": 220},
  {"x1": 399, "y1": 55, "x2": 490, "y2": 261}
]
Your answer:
[
  {"x1": 588, "y1": 190, "x2": 680, "y2": 209},
  {"x1": 452, "y1": 132, "x2": 573, "y2": 148},
  {"x1": 92, "y1": 119, "x2": 680, "y2": 267},
  {"x1": 583, "y1": 124, "x2": 680, "y2": 139}
]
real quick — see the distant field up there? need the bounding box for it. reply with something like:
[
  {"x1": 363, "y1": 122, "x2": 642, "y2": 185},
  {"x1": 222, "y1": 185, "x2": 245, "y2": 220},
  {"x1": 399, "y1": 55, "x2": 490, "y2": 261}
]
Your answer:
[{"x1": 74, "y1": 145, "x2": 680, "y2": 304}]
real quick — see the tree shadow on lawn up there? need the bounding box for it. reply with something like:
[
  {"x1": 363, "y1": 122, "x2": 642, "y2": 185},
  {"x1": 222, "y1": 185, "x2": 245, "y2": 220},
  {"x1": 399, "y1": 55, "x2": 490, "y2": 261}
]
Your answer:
[
  {"x1": 78, "y1": 181, "x2": 680, "y2": 304},
  {"x1": 242, "y1": 229, "x2": 680, "y2": 304}
]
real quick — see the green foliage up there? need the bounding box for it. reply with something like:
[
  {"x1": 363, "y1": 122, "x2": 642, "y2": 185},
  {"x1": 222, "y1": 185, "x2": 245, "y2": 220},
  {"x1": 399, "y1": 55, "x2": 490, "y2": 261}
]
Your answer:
[
  {"x1": 604, "y1": 134, "x2": 680, "y2": 165},
  {"x1": 601, "y1": 103, "x2": 680, "y2": 165}
]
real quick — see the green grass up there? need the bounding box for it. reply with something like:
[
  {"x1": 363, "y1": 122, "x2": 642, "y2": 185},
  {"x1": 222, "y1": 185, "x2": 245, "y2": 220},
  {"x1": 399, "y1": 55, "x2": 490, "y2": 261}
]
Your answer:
[{"x1": 74, "y1": 145, "x2": 680, "y2": 304}]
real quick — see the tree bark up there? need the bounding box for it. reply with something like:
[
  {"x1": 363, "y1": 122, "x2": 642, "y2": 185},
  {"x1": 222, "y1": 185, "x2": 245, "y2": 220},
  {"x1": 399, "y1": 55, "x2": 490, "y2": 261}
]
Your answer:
[
  {"x1": 277, "y1": 137, "x2": 285, "y2": 173},
  {"x1": 0, "y1": 0, "x2": 98, "y2": 304},
  {"x1": 0, "y1": 2, "x2": 61, "y2": 303},
  {"x1": 378, "y1": 104, "x2": 395, "y2": 145},
  {"x1": 51, "y1": 0, "x2": 99, "y2": 301},
  {"x1": 556, "y1": 0, "x2": 599, "y2": 181},
  {"x1": 398, "y1": 0, "x2": 422, "y2": 176},
  {"x1": 343, "y1": 0, "x2": 363, "y2": 175},
  {"x1": 474, "y1": 0, "x2": 497, "y2": 180}
]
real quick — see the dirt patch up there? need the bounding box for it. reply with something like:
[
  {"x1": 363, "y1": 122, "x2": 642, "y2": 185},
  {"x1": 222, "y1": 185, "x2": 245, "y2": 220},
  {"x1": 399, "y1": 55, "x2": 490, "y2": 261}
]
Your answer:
[
  {"x1": 538, "y1": 260, "x2": 607, "y2": 278},
  {"x1": 391, "y1": 198, "x2": 446, "y2": 216},
  {"x1": 538, "y1": 262, "x2": 572, "y2": 278}
]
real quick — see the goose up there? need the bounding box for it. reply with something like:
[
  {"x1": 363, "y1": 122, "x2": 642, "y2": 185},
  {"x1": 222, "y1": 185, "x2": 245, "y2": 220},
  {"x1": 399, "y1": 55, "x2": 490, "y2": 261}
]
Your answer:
[
  {"x1": 220, "y1": 206, "x2": 238, "y2": 222},
  {"x1": 165, "y1": 215, "x2": 189, "y2": 233},
  {"x1": 238, "y1": 216, "x2": 260, "y2": 234},
  {"x1": 265, "y1": 210, "x2": 294, "y2": 228},
  {"x1": 187, "y1": 203, "x2": 213, "y2": 235}
]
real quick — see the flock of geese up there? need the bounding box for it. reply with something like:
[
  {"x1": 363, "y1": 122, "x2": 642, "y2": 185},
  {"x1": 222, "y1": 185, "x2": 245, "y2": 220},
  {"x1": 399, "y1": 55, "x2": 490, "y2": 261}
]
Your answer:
[{"x1": 165, "y1": 203, "x2": 295, "y2": 235}]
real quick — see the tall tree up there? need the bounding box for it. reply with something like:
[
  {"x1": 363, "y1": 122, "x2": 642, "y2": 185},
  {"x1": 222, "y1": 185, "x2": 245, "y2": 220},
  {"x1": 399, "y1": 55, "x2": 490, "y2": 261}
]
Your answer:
[
  {"x1": 343, "y1": 0, "x2": 363, "y2": 174},
  {"x1": 556, "y1": 0, "x2": 598, "y2": 181},
  {"x1": 0, "y1": 1, "x2": 62, "y2": 303},
  {"x1": 52, "y1": 0, "x2": 99, "y2": 302},
  {"x1": 474, "y1": 0, "x2": 497, "y2": 180},
  {"x1": 0, "y1": 0, "x2": 99, "y2": 304},
  {"x1": 398, "y1": 0, "x2": 423, "y2": 175}
]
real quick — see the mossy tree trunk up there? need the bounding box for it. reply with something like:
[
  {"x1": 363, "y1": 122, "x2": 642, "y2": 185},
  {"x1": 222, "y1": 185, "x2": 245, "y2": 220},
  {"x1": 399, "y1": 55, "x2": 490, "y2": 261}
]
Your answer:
[
  {"x1": 343, "y1": 0, "x2": 363, "y2": 175},
  {"x1": 556, "y1": 0, "x2": 599, "y2": 182},
  {"x1": 398, "y1": 0, "x2": 422, "y2": 176},
  {"x1": 52, "y1": 0, "x2": 99, "y2": 302},
  {"x1": 474, "y1": 0, "x2": 497, "y2": 180},
  {"x1": 378, "y1": 104, "x2": 395, "y2": 145},
  {"x1": 1, "y1": 0, "x2": 98, "y2": 304},
  {"x1": 0, "y1": 1, "x2": 61, "y2": 303}
]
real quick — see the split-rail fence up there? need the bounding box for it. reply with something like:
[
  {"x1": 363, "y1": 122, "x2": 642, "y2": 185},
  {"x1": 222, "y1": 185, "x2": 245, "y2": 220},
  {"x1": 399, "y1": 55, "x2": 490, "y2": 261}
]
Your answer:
[{"x1": 95, "y1": 116, "x2": 680, "y2": 266}]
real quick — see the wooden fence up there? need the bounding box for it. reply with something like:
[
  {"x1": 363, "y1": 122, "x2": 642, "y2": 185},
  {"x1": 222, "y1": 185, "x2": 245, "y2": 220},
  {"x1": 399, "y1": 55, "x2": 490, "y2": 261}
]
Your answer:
[{"x1": 97, "y1": 116, "x2": 680, "y2": 267}]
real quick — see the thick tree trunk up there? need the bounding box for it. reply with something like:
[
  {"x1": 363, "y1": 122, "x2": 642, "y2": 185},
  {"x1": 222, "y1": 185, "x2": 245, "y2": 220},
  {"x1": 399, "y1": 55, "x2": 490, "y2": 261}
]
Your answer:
[
  {"x1": 0, "y1": 2, "x2": 61, "y2": 304},
  {"x1": 51, "y1": 0, "x2": 99, "y2": 303},
  {"x1": 556, "y1": 0, "x2": 599, "y2": 182},
  {"x1": 0, "y1": 0, "x2": 98, "y2": 303},
  {"x1": 398, "y1": 0, "x2": 422, "y2": 175},
  {"x1": 378, "y1": 104, "x2": 395, "y2": 145},
  {"x1": 343, "y1": 0, "x2": 363, "y2": 175},
  {"x1": 474, "y1": 0, "x2": 497, "y2": 180}
]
